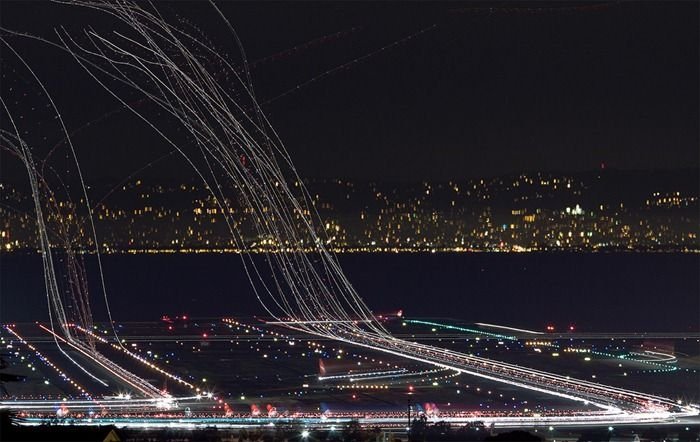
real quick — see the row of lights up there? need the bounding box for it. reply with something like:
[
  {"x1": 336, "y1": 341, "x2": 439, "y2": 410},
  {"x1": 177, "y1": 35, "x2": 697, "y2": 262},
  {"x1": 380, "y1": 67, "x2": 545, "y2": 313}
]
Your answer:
[
  {"x1": 4, "y1": 325, "x2": 92, "y2": 399},
  {"x1": 73, "y1": 324, "x2": 197, "y2": 391}
]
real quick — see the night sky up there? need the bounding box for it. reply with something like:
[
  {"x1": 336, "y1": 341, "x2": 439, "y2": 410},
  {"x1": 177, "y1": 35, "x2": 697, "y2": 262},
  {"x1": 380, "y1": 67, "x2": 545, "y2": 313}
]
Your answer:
[{"x1": 1, "y1": 1, "x2": 698, "y2": 182}]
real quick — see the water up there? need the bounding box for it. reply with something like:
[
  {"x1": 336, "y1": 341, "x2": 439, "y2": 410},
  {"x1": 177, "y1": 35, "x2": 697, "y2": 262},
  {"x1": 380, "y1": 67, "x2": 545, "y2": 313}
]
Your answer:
[{"x1": 1, "y1": 253, "x2": 698, "y2": 332}]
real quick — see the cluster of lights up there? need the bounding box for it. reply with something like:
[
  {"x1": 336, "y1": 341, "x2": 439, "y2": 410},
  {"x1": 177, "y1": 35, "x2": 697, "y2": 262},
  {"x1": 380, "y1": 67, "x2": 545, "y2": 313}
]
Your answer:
[
  {"x1": 525, "y1": 341, "x2": 555, "y2": 347},
  {"x1": 405, "y1": 319, "x2": 516, "y2": 341},
  {"x1": 3, "y1": 0, "x2": 695, "y2": 428},
  {"x1": 590, "y1": 350, "x2": 679, "y2": 373},
  {"x1": 37, "y1": 323, "x2": 171, "y2": 399},
  {"x1": 318, "y1": 369, "x2": 408, "y2": 381},
  {"x1": 223, "y1": 318, "x2": 464, "y2": 398},
  {"x1": 3, "y1": 325, "x2": 92, "y2": 399},
  {"x1": 72, "y1": 324, "x2": 197, "y2": 390},
  {"x1": 337, "y1": 385, "x2": 390, "y2": 390}
]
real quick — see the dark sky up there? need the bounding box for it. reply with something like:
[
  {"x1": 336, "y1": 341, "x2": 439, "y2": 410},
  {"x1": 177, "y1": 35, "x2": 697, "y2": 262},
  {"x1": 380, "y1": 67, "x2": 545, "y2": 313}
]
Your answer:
[{"x1": 1, "y1": 1, "x2": 698, "y2": 182}]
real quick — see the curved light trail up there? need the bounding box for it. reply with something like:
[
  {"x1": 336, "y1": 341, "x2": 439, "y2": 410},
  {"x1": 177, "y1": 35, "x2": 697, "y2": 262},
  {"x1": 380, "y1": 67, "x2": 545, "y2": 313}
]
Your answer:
[
  {"x1": 0, "y1": 0, "x2": 695, "y2": 425},
  {"x1": 50, "y1": 0, "x2": 696, "y2": 422}
]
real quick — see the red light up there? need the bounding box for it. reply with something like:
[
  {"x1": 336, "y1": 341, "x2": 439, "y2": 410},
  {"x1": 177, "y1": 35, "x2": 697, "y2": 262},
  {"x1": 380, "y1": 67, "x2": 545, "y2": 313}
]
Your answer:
[
  {"x1": 409, "y1": 385, "x2": 414, "y2": 391},
  {"x1": 569, "y1": 325, "x2": 575, "y2": 331},
  {"x1": 202, "y1": 333, "x2": 208, "y2": 338},
  {"x1": 182, "y1": 315, "x2": 188, "y2": 320},
  {"x1": 168, "y1": 326, "x2": 173, "y2": 331}
]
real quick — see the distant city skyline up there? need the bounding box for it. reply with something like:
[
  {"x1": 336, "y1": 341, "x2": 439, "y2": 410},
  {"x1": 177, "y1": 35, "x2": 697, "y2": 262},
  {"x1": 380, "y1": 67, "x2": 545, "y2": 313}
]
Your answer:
[{"x1": 2, "y1": 169, "x2": 697, "y2": 253}]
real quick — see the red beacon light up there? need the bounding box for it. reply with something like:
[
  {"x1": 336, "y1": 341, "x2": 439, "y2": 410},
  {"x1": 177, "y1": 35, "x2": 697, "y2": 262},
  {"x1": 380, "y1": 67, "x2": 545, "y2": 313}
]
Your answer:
[
  {"x1": 546, "y1": 325, "x2": 555, "y2": 332},
  {"x1": 569, "y1": 325, "x2": 575, "y2": 332}
]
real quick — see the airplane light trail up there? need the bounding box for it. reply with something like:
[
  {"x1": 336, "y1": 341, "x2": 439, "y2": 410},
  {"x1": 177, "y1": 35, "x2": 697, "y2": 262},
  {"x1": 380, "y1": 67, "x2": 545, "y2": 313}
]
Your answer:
[
  {"x1": 475, "y1": 322, "x2": 545, "y2": 335},
  {"x1": 3, "y1": 325, "x2": 93, "y2": 399},
  {"x1": 404, "y1": 319, "x2": 518, "y2": 340},
  {"x1": 38, "y1": 324, "x2": 166, "y2": 398},
  {"x1": 0, "y1": 0, "x2": 694, "y2": 429},
  {"x1": 50, "y1": 0, "x2": 692, "y2": 421},
  {"x1": 71, "y1": 324, "x2": 197, "y2": 391}
]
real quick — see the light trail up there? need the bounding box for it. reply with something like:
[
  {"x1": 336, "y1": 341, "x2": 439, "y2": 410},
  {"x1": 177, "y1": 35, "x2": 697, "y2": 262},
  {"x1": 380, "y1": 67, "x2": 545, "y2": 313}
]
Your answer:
[
  {"x1": 292, "y1": 325, "x2": 698, "y2": 419},
  {"x1": 13, "y1": 410, "x2": 700, "y2": 430},
  {"x1": 261, "y1": 24, "x2": 438, "y2": 105},
  {"x1": 344, "y1": 369, "x2": 454, "y2": 385},
  {"x1": 3, "y1": 325, "x2": 93, "y2": 399},
  {"x1": 405, "y1": 319, "x2": 517, "y2": 340},
  {"x1": 0, "y1": 395, "x2": 203, "y2": 412},
  {"x1": 2, "y1": 1, "x2": 693, "y2": 426},
  {"x1": 71, "y1": 324, "x2": 197, "y2": 391},
  {"x1": 318, "y1": 369, "x2": 408, "y2": 381},
  {"x1": 53, "y1": 0, "x2": 692, "y2": 421},
  {"x1": 475, "y1": 322, "x2": 545, "y2": 335},
  {"x1": 0, "y1": 46, "x2": 164, "y2": 402},
  {"x1": 590, "y1": 350, "x2": 679, "y2": 373},
  {"x1": 266, "y1": 320, "x2": 373, "y2": 325},
  {"x1": 633, "y1": 350, "x2": 678, "y2": 363},
  {"x1": 38, "y1": 324, "x2": 167, "y2": 399}
]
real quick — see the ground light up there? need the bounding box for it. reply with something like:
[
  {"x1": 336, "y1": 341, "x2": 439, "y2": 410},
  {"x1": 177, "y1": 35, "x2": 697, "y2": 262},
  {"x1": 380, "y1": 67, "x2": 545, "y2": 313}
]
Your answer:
[{"x1": 301, "y1": 429, "x2": 310, "y2": 439}]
